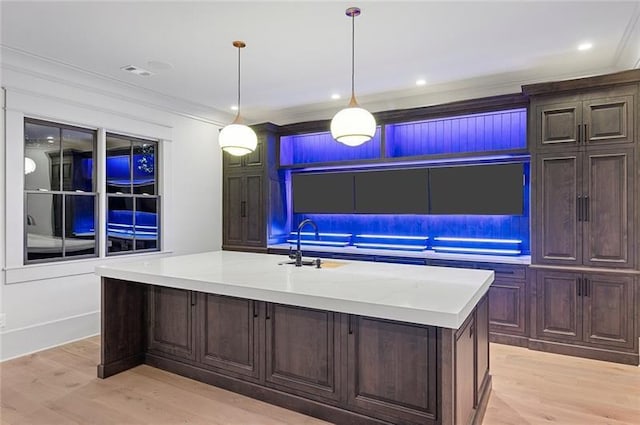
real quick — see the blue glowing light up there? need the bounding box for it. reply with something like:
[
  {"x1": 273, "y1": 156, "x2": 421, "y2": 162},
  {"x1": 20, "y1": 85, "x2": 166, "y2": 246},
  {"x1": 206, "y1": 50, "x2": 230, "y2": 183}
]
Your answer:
[
  {"x1": 434, "y1": 237, "x2": 522, "y2": 244},
  {"x1": 432, "y1": 246, "x2": 522, "y2": 255},
  {"x1": 354, "y1": 243, "x2": 428, "y2": 251}
]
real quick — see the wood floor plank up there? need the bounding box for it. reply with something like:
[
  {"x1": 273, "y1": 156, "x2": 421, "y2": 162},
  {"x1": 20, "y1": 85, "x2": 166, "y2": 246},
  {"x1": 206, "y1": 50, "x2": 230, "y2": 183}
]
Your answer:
[{"x1": 1, "y1": 338, "x2": 639, "y2": 425}]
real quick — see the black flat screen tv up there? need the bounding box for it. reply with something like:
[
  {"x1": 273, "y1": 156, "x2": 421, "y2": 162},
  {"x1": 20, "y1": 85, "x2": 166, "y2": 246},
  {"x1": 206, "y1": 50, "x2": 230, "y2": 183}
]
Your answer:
[
  {"x1": 292, "y1": 172, "x2": 354, "y2": 213},
  {"x1": 429, "y1": 163, "x2": 524, "y2": 215},
  {"x1": 354, "y1": 168, "x2": 429, "y2": 214}
]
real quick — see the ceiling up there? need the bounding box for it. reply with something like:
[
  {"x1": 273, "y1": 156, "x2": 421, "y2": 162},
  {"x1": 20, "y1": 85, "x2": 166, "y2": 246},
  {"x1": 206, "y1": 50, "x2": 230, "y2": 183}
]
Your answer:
[{"x1": 2, "y1": 1, "x2": 640, "y2": 125}]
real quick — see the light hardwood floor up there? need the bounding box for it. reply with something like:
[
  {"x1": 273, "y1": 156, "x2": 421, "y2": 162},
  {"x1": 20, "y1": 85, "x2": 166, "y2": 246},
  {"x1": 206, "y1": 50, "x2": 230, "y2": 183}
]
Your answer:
[{"x1": 1, "y1": 337, "x2": 638, "y2": 424}]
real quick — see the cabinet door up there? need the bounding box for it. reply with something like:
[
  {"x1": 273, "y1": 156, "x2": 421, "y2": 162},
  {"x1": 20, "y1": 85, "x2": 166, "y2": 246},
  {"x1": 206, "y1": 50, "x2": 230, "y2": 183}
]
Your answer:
[
  {"x1": 583, "y1": 274, "x2": 635, "y2": 349},
  {"x1": 243, "y1": 138, "x2": 263, "y2": 168},
  {"x1": 148, "y1": 287, "x2": 196, "y2": 360},
  {"x1": 198, "y1": 294, "x2": 260, "y2": 380},
  {"x1": 535, "y1": 100, "x2": 582, "y2": 150},
  {"x1": 535, "y1": 270, "x2": 583, "y2": 343},
  {"x1": 265, "y1": 304, "x2": 341, "y2": 403},
  {"x1": 488, "y1": 278, "x2": 526, "y2": 335},
  {"x1": 534, "y1": 153, "x2": 582, "y2": 265},
  {"x1": 583, "y1": 148, "x2": 634, "y2": 268},
  {"x1": 244, "y1": 174, "x2": 265, "y2": 246},
  {"x1": 223, "y1": 175, "x2": 244, "y2": 246},
  {"x1": 347, "y1": 316, "x2": 437, "y2": 425},
  {"x1": 583, "y1": 95, "x2": 634, "y2": 146},
  {"x1": 455, "y1": 316, "x2": 475, "y2": 425},
  {"x1": 222, "y1": 151, "x2": 243, "y2": 170},
  {"x1": 475, "y1": 296, "x2": 489, "y2": 397}
]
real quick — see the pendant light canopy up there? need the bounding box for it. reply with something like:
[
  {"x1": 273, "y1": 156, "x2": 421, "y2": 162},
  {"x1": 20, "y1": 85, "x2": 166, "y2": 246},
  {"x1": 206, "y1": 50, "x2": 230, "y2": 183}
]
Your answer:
[
  {"x1": 330, "y1": 7, "x2": 376, "y2": 147},
  {"x1": 219, "y1": 40, "x2": 257, "y2": 157}
]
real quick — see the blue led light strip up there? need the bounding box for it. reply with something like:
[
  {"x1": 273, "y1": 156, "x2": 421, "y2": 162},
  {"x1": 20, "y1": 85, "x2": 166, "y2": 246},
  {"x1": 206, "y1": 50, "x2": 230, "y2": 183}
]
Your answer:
[
  {"x1": 354, "y1": 243, "x2": 428, "y2": 250},
  {"x1": 433, "y1": 237, "x2": 521, "y2": 244},
  {"x1": 290, "y1": 232, "x2": 353, "y2": 237},
  {"x1": 286, "y1": 240, "x2": 350, "y2": 247},
  {"x1": 432, "y1": 246, "x2": 521, "y2": 255},
  {"x1": 356, "y1": 234, "x2": 429, "y2": 240}
]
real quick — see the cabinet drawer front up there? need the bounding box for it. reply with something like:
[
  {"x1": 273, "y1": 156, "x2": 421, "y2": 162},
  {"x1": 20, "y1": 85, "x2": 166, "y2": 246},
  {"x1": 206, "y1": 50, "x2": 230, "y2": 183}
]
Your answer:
[{"x1": 475, "y1": 263, "x2": 527, "y2": 280}]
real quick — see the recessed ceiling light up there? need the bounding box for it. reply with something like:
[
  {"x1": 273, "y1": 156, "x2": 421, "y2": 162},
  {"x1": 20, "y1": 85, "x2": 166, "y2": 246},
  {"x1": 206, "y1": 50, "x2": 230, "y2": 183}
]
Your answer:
[
  {"x1": 578, "y1": 42, "x2": 593, "y2": 51},
  {"x1": 331, "y1": 93, "x2": 341, "y2": 100},
  {"x1": 230, "y1": 105, "x2": 239, "y2": 111},
  {"x1": 416, "y1": 79, "x2": 427, "y2": 86},
  {"x1": 120, "y1": 65, "x2": 154, "y2": 77}
]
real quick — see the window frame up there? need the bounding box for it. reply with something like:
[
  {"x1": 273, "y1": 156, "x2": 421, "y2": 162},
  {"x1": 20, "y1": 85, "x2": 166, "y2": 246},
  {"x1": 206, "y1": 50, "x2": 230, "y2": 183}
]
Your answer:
[
  {"x1": 105, "y1": 132, "x2": 161, "y2": 256},
  {"x1": 23, "y1": 118, "x2": 99, "y2": 264}
]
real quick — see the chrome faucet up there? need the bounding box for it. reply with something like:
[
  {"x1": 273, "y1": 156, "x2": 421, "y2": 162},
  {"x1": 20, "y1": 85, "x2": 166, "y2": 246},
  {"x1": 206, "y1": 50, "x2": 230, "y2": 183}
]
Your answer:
[{"x1": 294, "y1": 219, "x2": 319, "y2": 267}]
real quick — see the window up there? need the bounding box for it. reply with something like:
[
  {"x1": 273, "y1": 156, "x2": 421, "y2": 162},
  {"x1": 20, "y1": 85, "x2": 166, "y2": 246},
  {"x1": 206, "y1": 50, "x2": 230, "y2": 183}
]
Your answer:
[
  {"x1": 106, "y1": 133, "x2": 160, "y2": 255},
  {"x1": 24, "y1": 119, "x2": 97, "y2": 263}
]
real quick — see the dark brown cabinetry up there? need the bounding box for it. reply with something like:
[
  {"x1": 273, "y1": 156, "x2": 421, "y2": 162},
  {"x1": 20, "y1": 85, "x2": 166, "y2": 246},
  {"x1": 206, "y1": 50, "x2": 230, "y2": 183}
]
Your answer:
[
  {"x1": 532, "y1": 86, "x2": 635, "y2": 150},
  {"x1": 197, "y1": 293, "x2": 260, "y2": 380},
  {"x1": 535, "y1": 148, "x2": 635, "y2": 268},
  {"x1": 347, "y1": 315, "x2": 438, "y2": 424},
  {"x1": 147, "y1": 286, "x2": 196, "y2": 360},
  {"x1": 265, "y1": 304, "x2": 342, "y2": 403},
  {"x1": 222, "y1": 124, "x2": 286, "y2": 251},
  {"x1": 534, "y1": 270, "x2": 637, "y2": 353},
  {"x1": 455, "y1": 315, "x2": 475, "y2": 425}
]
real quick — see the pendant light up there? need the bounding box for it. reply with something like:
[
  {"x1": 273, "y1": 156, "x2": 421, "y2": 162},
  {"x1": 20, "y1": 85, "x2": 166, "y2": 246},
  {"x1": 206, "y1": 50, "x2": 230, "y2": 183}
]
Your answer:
[
  {"x1": 219, "y1": 41, "x2": 257, "y2": 157},
  {"x1": 330, "y1": 7, "x2": 376, "y2": 147}
]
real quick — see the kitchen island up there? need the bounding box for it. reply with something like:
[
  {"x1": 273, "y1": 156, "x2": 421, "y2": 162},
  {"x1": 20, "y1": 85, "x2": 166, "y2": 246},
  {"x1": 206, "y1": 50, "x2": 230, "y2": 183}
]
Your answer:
[{"x1": 96, "y1": 251, "x2": 493, "y2": 425}]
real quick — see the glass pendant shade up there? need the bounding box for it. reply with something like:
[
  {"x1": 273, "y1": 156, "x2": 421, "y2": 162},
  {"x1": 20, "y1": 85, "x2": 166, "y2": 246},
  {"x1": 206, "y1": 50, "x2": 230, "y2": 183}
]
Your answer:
[
  {"x1": 331, "y1": 105, "x2": 376, "y2": 146},
  {"x1": 219, "y1": 122, "x2": 257, "y2": 157}
]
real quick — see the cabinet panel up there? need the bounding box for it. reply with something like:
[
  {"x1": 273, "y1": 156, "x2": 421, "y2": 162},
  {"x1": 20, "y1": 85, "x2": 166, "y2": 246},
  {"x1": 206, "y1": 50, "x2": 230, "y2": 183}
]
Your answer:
[
  {"x1": 243, "y1": 138, "x2": 263, "y2": 168},
  {"x1": 535, "y1": 154, "x2": 581, "y2": 265},
  {"x1": 198, "y1": 294, "x2": 260, "y2": 379},
  {"x1": 583, "y1": 149, "x2": 634, "y2": 268},
  {"x1": 536, "y1": 101, "x2": 581, "y2": 149},
  {"x1": 265, "y1": 304, "x2": 341, "y2": 403},
  {"x1": 489, "y1": 278, "x2": 526, "y2": 335},
  {"x1": 455, "y1": 317, "x2": 475, "y2": 425},
  {"x1": 536, "y1": 271, "x2": 582, "y2": 343},
  {"x1": 347, "y1": 316, "x2": 437, "y2": 424},
  {"x1": 476, "y1": 296, "x2": 489, "y2": 396},
  {"x1": 223, "y1": 175, "x2": 244, "y2": 246},
  {"x1": 583, "y1": 274, "x2": 635, "y2": 349},
  {"x1": 223, "y1": 151, "x2": 243, "y2": 170},
  {"x1": 244, "y1": 174, "x2": 264, "y2": 246},
  {"x1": 584, "y1": 95, "x2": 634, "y2": 146},
  {"x1": 148, "y1": 287, "x2": 195, "y2": 360}
]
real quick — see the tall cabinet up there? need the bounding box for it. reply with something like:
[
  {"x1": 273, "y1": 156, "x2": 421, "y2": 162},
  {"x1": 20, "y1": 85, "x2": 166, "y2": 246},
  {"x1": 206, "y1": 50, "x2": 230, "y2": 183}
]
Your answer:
[
  {"x1": 222, "y1": 123, "x2": 287, "y2": 252},
  {"x1": 525, "y1": 73, "x2": 639, "y2": 365}
]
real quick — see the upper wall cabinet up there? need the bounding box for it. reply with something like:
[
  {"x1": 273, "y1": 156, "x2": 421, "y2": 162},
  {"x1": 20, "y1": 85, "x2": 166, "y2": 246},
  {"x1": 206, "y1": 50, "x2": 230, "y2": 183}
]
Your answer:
[
  {"x1": 531, "y1": 85, "x2": 636, "y2": 151},
  {"x1": 279, "y1": 108, "x2": 527, "y2": 167}
]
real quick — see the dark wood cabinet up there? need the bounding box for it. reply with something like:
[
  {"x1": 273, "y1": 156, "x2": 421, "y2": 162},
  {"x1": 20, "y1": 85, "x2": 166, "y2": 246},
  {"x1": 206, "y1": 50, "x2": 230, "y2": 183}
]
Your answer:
[
  {"x1": 475, "y1": 295, "x2": 489, "y2": 395},
  {"x1": 455, "y1": 315, "x2": 475, "y2": 425},
  {"x1": 347, "y1": 315, "x2": 438, "y2": 425},
  {"x1": 488, "y1": 278, "x2": 527, "y2": 336},
  {"x1": 222, "y1": 124, "x2": 286, "y2": 251},
  {"x1": 534, "y1": 147, "x2": 635, "y2": 268},
  {"x1": 535, "y1": 270, "x2": 636, "y2": 351},
  {"x1": 223, "y1": 173, "x2": 265, "y2": 247},
  {"x1": 532, "y1": 86, "x2": 636, "y2": 151},
  {"x1": 197, "y1": 293, "x2": 260, "y2": 380},
  {"x1": 265, "y1": 304, "x2": 342, "y2": 403},
  {"x1": 147, "y1": 286, "x2": 196, "y2": 360}
]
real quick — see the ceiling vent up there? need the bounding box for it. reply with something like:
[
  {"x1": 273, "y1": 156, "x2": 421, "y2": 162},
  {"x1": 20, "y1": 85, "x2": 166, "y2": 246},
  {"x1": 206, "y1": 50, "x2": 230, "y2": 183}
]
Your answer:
[{"x1": 120, "y1": 65, "x2": 154, "y2": 77}]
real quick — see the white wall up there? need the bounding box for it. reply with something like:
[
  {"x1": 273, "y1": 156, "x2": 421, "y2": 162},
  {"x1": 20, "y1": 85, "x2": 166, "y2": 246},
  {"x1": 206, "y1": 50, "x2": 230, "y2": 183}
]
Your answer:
[{"x1": 0, "y1": 51, "x2": 224, "y2": 360}]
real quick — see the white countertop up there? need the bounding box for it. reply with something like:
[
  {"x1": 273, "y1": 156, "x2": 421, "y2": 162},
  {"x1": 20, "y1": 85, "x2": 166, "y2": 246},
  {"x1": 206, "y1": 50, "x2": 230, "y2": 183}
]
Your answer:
[
  {"x1": 95, "y1": 251, "x2": 494, "y2": 329},
  {"x1": 268, "y1": 243, "x2": 531, "y2": 265}
]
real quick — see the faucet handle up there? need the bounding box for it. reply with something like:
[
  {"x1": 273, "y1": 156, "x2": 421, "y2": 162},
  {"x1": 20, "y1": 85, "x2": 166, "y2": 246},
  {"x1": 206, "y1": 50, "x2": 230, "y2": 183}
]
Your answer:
[{"x1": 288, "y1": 246, "x2": 296, "y2": 260}]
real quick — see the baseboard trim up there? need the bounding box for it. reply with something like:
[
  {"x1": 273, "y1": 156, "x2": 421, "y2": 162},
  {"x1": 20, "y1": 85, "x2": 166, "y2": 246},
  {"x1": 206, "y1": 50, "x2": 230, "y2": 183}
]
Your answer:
[
  {"x1": 528, "y1": 338, "x2": 639, "y2": 365},
  {"x1": 0, "y1": 311, "x2": 100, "y2": 361},
  {"x1": 490, "y1": 332, "x2": 529, "y2": 347}
]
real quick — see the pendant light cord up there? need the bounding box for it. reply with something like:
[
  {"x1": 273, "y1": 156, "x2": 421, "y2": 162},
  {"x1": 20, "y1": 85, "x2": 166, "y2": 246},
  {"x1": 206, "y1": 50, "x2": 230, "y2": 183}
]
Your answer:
[
  {"x1": 237, "y1": 45, "x2": 241, "y2": 115},
  {"x1": 350, "y1": 12, "x2": 355, "y2": 101}
]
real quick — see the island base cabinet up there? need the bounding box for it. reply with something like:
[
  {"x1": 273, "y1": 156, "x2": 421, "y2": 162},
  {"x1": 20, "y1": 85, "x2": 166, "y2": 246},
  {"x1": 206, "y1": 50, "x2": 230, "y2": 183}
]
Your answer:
[
  {"x1": 197, "y1": 293, "x2": 261, "y2": 381},
  {"x1": 99, "y1": 279, "x2": 492, "y2": 425},
  {"x1": 265, "y1": 303, "x2": 342, "y2": 404},
  {"x1": 346, "y1": 316, "x2": 438, "y2": 425}
]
